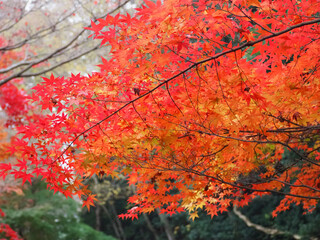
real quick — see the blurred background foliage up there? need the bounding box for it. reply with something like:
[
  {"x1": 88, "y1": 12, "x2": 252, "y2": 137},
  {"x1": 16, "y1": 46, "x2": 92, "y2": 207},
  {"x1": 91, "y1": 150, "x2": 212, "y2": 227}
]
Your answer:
[
  {"x1": 1, "y1": 177, "x2": 320, "y2": 240},
  {"x1": 0, "y1": 180, "x2": 116, "y2": 240}
]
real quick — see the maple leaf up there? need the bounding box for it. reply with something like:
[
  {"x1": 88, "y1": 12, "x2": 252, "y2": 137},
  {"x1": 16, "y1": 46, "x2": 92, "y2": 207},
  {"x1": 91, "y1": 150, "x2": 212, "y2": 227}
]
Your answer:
[
  {"x1": 189, "y1": 211, "x2": 199, "y2": 221},
  {"x1": 82, "y1": 194, "x2": 97, "y2": 211}
]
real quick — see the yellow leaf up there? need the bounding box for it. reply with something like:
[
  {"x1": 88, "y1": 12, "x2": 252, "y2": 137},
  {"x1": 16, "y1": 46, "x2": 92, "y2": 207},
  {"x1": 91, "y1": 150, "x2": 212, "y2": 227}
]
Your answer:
[{"x1": 189, "y1": 211, "x2": 199, "y2": 221}]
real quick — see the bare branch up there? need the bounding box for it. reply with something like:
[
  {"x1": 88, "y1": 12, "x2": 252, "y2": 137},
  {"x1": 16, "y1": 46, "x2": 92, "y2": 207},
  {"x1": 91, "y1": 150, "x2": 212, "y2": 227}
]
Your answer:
[
  {"x1": 0, "y1": 10, "x2": 76, "y2": 51},
  {"x1": 233, "y1": 205, "x2": 302, "y2": 240},
  {"x1": 0, "y1": 0, "x2": 132, "y2": 87},
  {"x1": 22, "y1": 44, "x2": 100, "y2": 78}
]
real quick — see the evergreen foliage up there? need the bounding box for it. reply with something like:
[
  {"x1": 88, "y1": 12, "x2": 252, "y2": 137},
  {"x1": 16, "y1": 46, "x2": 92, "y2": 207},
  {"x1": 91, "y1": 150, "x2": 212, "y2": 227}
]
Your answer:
[{"x1": 1, "y1": 181, "x2": 116, "y2": 240}]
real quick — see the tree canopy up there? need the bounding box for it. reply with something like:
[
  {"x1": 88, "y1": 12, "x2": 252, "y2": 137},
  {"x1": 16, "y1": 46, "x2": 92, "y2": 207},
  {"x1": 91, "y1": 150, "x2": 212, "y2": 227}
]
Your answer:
[{"x1": 1, "y1": 0, "x2": 320, "y2": 219}]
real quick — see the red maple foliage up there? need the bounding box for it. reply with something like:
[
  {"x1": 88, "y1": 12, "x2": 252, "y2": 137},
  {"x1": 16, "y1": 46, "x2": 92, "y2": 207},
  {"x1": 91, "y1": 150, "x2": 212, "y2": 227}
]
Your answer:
[
  {"x1": 0, "y1": 36, "x2": 26, "y2": 240},
  {"x1": 0, "y1": 209, "x2": 22, "y2": 240},
  {"x1": 0, "y1": 36, "x2": 32, "y2": 126},
  {"x1": 1, "y1": 0, "x2": 320, "y2": 219}
]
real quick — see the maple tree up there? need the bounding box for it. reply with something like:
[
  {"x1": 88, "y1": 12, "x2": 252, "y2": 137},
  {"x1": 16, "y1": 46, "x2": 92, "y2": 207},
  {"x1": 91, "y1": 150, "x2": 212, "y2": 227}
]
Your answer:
[{"x1": 1, "y1": 0, "x2": 320, "y2": 220}]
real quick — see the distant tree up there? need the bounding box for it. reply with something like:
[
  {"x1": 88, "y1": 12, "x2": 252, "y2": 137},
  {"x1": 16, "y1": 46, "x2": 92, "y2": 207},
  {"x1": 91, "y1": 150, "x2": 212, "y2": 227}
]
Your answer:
[
  {"x1": 0, "y1": 0, "x2": 133, "y2": 87},
  {"x1": 1, "y1": 180, "x2": 117, "y2": 240}
]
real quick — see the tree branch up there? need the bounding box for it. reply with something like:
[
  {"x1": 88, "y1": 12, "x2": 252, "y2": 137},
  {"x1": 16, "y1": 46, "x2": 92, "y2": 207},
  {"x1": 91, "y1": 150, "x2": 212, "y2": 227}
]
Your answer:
[
  {"x1": 233, "y1": 205, "x2": 302, "y2": 240},
  {"x1": 0, "y1": 0, "x2": 131, "y2": 87}
]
